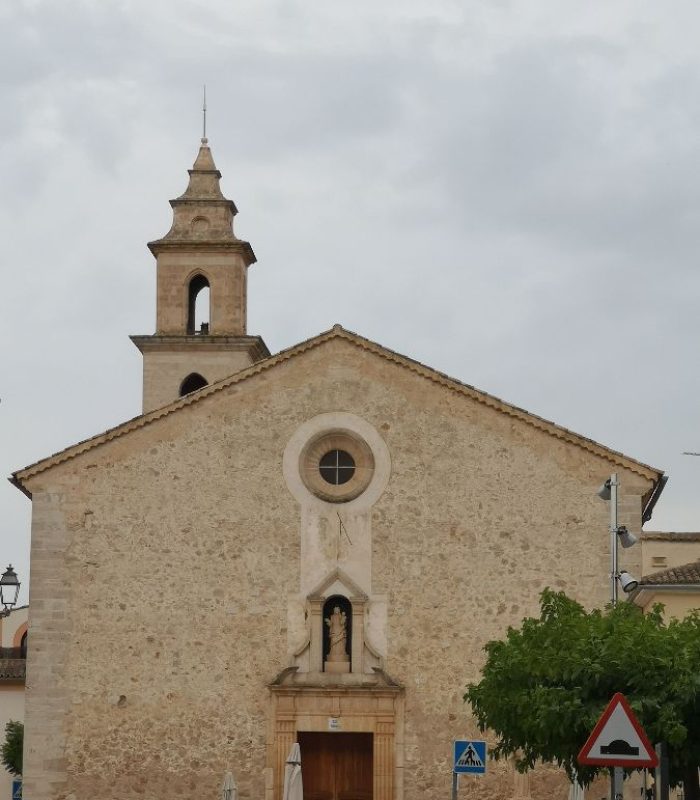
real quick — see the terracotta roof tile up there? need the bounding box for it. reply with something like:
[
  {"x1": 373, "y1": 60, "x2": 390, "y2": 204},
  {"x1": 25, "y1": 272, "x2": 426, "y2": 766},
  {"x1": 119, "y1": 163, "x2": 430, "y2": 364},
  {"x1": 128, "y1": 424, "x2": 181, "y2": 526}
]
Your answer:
[
  {"x1": 641, "y1": 532, "x2": 700, "y2": 541},
  {"x1": 0, "y1": 658, "x2": 25, "y2": 681},
  {"x1": 641, "y1": 559, "x2": 700, "y2": 586}
]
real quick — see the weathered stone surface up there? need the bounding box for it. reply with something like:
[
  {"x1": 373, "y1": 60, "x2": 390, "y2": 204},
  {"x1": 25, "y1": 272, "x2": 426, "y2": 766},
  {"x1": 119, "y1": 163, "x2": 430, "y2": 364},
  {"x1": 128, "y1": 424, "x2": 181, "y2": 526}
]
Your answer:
[{"x1": 17, "y1": 335, "x2": 659, "y2": 800}]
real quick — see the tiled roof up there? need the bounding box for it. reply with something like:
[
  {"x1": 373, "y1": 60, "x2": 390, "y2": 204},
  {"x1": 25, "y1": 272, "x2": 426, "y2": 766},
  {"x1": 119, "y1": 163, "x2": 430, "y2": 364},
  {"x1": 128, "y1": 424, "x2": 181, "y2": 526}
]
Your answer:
[
  {"x1": 0, "y1": 658, "x2": 25, "y2": 682},
  {"x1": 641, "y1": 559, "x2": 700, "y2": 586},
  {"x1": 641, "y1": 532, "x2": 700, "y2": 541}
]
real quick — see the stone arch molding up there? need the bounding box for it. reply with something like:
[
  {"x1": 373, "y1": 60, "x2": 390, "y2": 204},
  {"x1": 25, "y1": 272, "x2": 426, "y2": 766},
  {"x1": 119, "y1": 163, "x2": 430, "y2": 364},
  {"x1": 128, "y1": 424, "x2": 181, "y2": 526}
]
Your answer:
[{"x1": 291, "y1": 567, "x2": 383, "y2": 676}]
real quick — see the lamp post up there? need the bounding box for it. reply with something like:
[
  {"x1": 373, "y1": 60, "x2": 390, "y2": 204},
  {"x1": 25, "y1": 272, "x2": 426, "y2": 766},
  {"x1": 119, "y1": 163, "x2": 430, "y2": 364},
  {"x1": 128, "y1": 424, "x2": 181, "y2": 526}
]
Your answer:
[
  {"x1": 597, "y1": 474, "x2": 640, "y2": 800},
  {"x1": 597, "y1": 473, "x2": 639, "y2": 605},
  {"x1": 0, "y1": 565, "x2": 20, "y2": 617}
]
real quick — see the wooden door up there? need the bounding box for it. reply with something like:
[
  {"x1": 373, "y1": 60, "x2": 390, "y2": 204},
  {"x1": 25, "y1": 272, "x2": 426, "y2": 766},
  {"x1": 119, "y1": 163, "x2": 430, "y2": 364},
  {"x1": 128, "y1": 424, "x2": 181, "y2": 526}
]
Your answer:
[{"x1": 299, "y1": 732, "x2": 373, "y2": 800}]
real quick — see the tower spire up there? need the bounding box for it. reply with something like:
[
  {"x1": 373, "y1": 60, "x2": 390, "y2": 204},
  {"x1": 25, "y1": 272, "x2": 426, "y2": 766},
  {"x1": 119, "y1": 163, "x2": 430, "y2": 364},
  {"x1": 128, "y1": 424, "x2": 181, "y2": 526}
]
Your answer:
[
  {"x1": 202, "y1": 84, "x2": 207, "y2": 144},
  {"x1": 131, "y1": 136, "x2": 269, "y2": 413}
]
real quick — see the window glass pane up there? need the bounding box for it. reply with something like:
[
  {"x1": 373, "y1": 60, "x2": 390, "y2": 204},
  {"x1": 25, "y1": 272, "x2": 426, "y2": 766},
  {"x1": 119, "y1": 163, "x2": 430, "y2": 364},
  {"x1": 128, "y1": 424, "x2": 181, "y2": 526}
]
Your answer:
[{"x1": 319, "y1": 450, "x2": 355, "y2": 485}]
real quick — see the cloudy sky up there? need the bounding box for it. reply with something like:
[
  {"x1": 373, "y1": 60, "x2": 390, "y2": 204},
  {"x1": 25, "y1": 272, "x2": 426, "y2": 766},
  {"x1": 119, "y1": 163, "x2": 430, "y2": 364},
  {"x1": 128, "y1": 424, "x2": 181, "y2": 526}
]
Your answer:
[{"x1": 2, "y1": 0, "x2": 699, "y2": 604}]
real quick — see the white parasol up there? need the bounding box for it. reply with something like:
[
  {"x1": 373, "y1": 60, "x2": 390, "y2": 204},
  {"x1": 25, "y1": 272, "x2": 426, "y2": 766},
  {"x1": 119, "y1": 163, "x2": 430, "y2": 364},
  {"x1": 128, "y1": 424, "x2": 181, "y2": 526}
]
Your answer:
[
  {"x1": 567, "y1": 776, "x2": 585, "y2": 800},
  {"x1": 221, "y1": 771, "x2": 237, "y2": 800},
  {"x1": 282, "y1": 742, "x2": 303, "y2": 800}
]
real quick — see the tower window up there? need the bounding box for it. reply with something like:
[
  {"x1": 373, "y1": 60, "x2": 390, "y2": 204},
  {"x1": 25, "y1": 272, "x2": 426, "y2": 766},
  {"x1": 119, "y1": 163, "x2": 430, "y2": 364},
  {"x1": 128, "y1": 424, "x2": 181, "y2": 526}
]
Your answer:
[
  {"x1": 180, "y1": 373, "x2": 208, "y2": 396},
  {"x1": 187, "y1": 274, "x2": 210, "y2": 335}
]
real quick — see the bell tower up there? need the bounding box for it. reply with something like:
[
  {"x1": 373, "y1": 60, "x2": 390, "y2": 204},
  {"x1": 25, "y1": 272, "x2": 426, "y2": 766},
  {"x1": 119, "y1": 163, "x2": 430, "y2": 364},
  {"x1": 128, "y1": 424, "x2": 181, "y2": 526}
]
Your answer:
[{"x1": 131, "y1": 137, "x2": 269, "y2": 412}]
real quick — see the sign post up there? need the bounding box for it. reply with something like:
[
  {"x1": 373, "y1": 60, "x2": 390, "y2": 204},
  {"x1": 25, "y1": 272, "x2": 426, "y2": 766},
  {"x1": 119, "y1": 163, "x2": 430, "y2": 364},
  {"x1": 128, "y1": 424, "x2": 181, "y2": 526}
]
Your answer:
[
  {"x1": 578, "y1": 693, "x2": 658, "y2": 800},
  {"x1": 654, "y1": 743, "x2": 669, "y2": 800},
  {"x1": 452, "y1": 740, "x2": 487, "y2": 799}
]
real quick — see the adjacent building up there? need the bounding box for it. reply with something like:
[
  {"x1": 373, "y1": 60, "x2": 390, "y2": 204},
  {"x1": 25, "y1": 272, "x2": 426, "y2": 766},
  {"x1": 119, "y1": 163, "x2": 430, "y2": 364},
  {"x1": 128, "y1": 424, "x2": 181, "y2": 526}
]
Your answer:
[{"x1": 0, "y1": 605, "x2": 27, "y2": 799}]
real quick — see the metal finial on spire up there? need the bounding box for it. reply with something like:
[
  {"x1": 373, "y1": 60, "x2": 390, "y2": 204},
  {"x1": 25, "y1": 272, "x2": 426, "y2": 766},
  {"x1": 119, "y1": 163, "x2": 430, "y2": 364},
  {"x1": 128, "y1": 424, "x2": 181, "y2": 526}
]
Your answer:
[{"x1": 201, "y1": 84, "x2": 208, "y2": 145}]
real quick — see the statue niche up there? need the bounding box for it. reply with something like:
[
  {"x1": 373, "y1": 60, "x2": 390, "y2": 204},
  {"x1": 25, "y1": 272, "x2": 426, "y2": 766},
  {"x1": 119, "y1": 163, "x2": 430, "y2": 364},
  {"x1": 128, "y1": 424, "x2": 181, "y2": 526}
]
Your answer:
[{"x1": 323, "y1": 596, "x2": 352, "y2": 673}]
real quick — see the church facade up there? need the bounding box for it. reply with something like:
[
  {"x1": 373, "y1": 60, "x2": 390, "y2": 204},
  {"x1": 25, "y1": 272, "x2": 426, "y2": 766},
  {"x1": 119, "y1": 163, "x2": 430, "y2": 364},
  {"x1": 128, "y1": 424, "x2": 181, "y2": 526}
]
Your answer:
[{"x1": 13, "y1": 138, "x2": 665, "y2": 800}]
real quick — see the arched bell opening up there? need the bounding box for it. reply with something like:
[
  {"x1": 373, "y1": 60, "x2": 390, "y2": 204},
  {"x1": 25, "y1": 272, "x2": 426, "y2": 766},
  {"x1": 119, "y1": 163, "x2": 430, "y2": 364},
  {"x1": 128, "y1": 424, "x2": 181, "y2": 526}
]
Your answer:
[
  {"x1": 187, "y1": 274, "x2": 210, "y2": 334},
  {"x1": 322, "y1": 595, "x2": 352, "y2": 673},
  {"x1": 180, "y1": 373, "x2": 208, "y2": 396}
]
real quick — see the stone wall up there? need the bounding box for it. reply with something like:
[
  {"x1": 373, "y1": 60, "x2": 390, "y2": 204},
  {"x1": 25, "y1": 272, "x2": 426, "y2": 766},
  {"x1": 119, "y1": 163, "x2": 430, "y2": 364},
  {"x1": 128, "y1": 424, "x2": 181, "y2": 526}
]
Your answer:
[{"x1": 20, "y1": 336, "x2": 656, "y2": 799}]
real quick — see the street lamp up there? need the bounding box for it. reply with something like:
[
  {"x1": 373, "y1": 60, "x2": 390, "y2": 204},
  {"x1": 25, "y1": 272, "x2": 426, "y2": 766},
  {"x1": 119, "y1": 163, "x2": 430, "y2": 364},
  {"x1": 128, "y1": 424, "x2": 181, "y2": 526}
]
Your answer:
[
  {"x1": 0, "y1": 565, "x2": 20, "y2": 617},
  {"x1": 597, "y1": 474, "x2": 640, "y2": 605},
  {"x1": 596, "y1": 474, "x2": 640, "y2": 800}
]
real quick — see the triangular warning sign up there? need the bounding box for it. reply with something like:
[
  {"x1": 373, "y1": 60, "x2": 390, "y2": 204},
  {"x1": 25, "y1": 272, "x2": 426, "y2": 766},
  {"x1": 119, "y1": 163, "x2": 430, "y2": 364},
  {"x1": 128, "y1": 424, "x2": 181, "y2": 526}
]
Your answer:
[
  {"x1": 578, "y1": 693, "x2": 658, "y2": 768},
  {"x1": 456, "y1": 744, "x2": 483, "y2": 767}
]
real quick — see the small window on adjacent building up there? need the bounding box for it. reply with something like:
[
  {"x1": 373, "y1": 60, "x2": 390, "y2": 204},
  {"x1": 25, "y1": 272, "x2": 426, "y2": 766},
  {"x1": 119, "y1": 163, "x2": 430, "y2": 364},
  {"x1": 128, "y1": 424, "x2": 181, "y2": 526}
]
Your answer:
[{"x1": 180, "y1": 373, "x2": 208, "y2": 396}]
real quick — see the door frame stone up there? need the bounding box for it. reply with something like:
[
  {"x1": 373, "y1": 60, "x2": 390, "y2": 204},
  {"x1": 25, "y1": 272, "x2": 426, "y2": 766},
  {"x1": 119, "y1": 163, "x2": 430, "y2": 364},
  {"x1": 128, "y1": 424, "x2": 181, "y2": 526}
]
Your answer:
[{"x1": 267, "y1": 685, "x2": 404, "y2": 800}]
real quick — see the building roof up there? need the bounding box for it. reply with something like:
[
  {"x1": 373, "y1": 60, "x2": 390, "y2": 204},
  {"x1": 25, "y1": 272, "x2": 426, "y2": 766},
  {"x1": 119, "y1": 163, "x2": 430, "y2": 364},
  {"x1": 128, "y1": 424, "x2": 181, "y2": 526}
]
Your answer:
[
  {"x1": 641, "y1": 532, "x2": 700, "y2": 542},
  {"x1": 640, "y1": 559, "x2": 700, "y2": 586},
  {"x1": 11, "y1": 325, "x2": 665, "y2": 495},
  {"x1": 0, "y1": 652, "x2": 25, "y2": 682}
]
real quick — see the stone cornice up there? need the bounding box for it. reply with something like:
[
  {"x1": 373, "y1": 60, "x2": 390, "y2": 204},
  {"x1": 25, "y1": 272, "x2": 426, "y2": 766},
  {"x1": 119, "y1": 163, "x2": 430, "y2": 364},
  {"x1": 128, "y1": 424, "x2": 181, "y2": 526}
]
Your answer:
[
  {"x1": 169, "y1": 197, "x2": 236, "y2": 212},
  {"x1": 130, "y1": 335, "x2": 270, "y2": 361},
  {"x1": 147, "y1": 238, "x2": 256, "y2": 263}
]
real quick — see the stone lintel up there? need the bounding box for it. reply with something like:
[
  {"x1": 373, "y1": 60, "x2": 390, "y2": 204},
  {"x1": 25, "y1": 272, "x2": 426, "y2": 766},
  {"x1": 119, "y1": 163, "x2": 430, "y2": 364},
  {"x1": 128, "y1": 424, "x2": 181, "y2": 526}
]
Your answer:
[
  {"x1": 269, "y1": 682, "x2": 403, "y2": 697},
  {"x1": 269, "y1": 671, "x2": 403, "y2": 691},
  {"x1": 307, "y1": 592, "x2": 367, "y2": 604}
]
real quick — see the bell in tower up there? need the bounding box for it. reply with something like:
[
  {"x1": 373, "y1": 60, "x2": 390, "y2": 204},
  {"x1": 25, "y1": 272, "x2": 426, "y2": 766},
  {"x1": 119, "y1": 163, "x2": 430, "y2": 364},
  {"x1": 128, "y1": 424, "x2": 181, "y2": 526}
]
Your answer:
[{"x1": 131, "y1": 136, "x2": 270, "y2": 413}]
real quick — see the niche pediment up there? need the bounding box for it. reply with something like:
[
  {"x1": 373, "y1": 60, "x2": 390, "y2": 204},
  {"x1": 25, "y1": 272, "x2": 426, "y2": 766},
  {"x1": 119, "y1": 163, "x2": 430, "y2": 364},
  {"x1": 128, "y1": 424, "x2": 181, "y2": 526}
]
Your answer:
[{"x1": 307, "y1": 567, "x2": 368, "y2": 603}]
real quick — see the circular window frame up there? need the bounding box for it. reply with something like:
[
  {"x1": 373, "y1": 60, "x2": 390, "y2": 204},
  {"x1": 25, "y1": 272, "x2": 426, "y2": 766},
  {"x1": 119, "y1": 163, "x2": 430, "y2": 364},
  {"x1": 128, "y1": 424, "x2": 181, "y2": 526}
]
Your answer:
[{"x1": 300, "y1": 430, "x2": 375, "y2": 503}]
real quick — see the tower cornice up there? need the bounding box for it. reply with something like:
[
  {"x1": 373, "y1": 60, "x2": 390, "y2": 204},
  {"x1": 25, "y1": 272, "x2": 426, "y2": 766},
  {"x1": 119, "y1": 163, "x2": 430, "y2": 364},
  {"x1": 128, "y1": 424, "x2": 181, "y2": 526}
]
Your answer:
[
  {"x1": 146, "y1": 238, "x2": 256, "y2": 264},
  {"x1": 169, "y1": 197, "x2": 237, "y2": 212}
]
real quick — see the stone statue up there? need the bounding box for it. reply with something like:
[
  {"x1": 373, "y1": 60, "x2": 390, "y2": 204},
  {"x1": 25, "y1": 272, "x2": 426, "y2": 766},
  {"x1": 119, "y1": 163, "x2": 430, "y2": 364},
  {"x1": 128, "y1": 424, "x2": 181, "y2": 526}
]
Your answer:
[{"x1": 325, "y1": 606, "x2": 347, "y2": 656}]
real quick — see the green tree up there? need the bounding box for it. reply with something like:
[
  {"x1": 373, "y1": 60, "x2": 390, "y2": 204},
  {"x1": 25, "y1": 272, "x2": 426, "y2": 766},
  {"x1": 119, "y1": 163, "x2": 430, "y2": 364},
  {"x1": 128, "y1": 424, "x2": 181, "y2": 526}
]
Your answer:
[
  {"x1": 1, "y1": 720, "x2": 23, "y2": 777},
  {"x1": 465, "y1": 590, "x2": 700, "y2": 797}
]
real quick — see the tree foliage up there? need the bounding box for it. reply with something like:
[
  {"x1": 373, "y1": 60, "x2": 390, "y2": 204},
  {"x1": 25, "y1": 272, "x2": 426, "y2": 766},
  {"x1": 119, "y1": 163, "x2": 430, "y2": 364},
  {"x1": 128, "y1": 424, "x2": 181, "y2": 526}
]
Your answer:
[
  {"x1": 464, "y1": 590, "x2": 700, "y2": 789},
  {"x1": 1, "y1": 720, "x2": 22, "y2": 776}
]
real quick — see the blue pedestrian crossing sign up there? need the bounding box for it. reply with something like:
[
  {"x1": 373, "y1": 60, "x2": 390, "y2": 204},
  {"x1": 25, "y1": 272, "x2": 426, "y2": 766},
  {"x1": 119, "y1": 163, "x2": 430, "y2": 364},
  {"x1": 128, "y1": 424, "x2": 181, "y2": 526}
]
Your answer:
[
  {"x1": 453, "y1": 740, "x2": 487, "y2": 774},
  {"x1": 11, "y1": 779, "x2": 22, "y2": 799}
]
